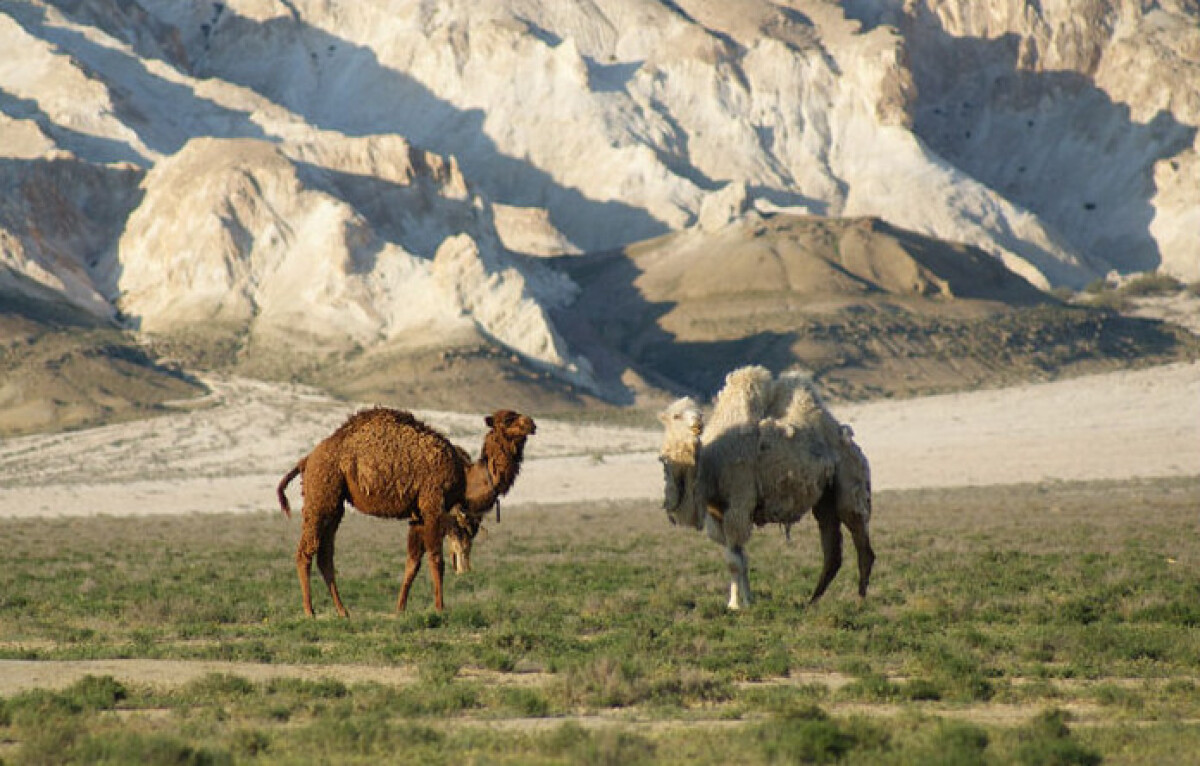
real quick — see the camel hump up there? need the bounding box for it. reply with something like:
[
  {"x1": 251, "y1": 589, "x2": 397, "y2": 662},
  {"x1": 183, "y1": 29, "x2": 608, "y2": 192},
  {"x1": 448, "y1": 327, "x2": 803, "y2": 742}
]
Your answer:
[
  {"x1": 706, "y1": 365, "x2": 774, "y2": 438},
  {"x1": 764, "y1": 369, "x2": 824, "y2": 425}
]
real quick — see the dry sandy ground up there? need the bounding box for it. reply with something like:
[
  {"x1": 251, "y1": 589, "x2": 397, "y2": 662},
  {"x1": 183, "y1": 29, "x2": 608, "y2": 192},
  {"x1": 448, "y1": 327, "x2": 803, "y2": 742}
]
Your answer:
[{"x1": 0, "y1": 361, "x2": 1197, "y2": 520}]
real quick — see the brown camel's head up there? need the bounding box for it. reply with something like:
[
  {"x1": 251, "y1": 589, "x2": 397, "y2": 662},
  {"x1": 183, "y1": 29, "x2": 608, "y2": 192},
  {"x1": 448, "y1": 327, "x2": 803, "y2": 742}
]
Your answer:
[{"x1": 485, "y1": 409, "x2": 537, "y2": 445}]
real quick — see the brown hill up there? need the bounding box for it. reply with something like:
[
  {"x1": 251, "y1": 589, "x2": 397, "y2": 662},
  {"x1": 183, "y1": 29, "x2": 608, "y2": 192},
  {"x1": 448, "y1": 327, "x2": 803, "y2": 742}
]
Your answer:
[
  {"x1": 0, "y1": 296, "x2": 205, "y2": 437},
  {"x1": 553, "y1": 214, "x2": 1197, "y2": 401},
  {"x1": 630, "y1": 215, "x2": 1050, "y2": 306}
]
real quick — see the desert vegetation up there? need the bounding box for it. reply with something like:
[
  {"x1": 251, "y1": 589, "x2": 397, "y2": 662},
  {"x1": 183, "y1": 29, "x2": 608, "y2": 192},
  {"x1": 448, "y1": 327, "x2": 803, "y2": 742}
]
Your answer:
[
  {"x1": 1077, "y1": 272, "x2": 1200, "y2": 312},
  {"x1": 2, "y1": 478, "x2": 1198, "y2": 764}
]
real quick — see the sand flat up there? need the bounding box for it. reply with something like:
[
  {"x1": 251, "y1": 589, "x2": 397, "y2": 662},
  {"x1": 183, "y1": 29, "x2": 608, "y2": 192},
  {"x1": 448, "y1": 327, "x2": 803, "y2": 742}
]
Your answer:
[{"x1": 1, "y1": 363, "x2": 1197, "y2": 519}]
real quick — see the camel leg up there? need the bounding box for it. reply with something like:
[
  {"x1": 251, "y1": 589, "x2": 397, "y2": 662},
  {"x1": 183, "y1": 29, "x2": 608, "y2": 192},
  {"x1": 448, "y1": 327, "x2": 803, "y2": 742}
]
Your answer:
[
  {"x1": 316, "y1": 507, "x2": 348, "y2": 618},
  {"x1": 295, "y1": 513, "x2": 322, "y2": 618},
  {"x1": 725, "y1": 544, "x2": 751, "y2": 610},
  {"x1": 810, "y1": 493, "x2": 843, "y2": 604},
  {"x1": 844, "y1": 514, "x2": 875, "y2": 598},
  {"x1": 397, "y1": 525, "x2": 424, "y2": 612},
  {"x1": 422, "y1": 521, "x2": 447, "y2": 612},
  {"x1": 296, "y1": 548, "x2": 316, "y2": 617}
]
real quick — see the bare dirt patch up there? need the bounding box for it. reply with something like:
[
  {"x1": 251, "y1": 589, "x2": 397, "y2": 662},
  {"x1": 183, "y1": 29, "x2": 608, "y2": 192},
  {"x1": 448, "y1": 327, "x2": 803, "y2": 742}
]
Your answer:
[
  {"x1": 3, "y1": 657, "x2": 1177, "y2": 732},
  {"x1": 0, "y1": 659, "x2": 563, "y2": 697}
]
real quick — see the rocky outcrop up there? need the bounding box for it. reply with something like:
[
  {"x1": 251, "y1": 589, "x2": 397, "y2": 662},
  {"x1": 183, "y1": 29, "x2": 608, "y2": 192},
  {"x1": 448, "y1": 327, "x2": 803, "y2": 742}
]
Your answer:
[
  {"x1": 852, "y1": 0, "x2": 1200, "y2": 280},
  {"x1": 113, "y1": 135, "x2": 590, "y2": 386}
]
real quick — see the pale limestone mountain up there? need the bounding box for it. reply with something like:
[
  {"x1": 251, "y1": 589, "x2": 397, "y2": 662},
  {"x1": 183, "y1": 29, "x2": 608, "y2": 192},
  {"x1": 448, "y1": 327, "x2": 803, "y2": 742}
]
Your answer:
[
  {"x1": 1, "y1": 0, "x2": 1197, "y2": 405},
  {"x1": 846, "y1": 0, "x2": 1200, "y2": 280},
  {"x1": 140, "y1": 0, "x2": 1094, "y2": 285}
]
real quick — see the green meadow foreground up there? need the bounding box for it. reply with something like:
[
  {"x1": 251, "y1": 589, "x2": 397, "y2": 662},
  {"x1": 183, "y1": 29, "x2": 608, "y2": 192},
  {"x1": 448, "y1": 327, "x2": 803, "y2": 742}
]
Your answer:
[{"x1": 2, "y1": 478, "x2": 1199, "y2": 764}]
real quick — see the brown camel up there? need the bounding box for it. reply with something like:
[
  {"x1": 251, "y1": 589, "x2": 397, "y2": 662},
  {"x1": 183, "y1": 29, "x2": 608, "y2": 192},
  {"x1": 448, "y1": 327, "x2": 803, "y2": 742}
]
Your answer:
[{"x1": 277, "y1": 407, "x2": 536, "y2": 616}]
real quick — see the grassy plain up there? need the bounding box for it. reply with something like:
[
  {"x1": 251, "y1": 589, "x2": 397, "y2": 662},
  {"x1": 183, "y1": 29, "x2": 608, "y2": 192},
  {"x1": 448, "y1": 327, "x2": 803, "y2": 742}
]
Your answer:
[{"x1": 1, "y1": 478, "x2": 1198, "y2": 764}]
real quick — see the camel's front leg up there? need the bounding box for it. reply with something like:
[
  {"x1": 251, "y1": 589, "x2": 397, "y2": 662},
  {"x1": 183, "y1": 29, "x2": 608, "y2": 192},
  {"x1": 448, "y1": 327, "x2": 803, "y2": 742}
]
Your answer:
[
  {"x1": 713, "y1": 483, "x2": 755, "y2": 610},
  {"x1": 725, "y1": 545, "x2": 751, "y2": 610},
  {"x1": 396, "y1": 525, "x2": 424, "y2": 612}
]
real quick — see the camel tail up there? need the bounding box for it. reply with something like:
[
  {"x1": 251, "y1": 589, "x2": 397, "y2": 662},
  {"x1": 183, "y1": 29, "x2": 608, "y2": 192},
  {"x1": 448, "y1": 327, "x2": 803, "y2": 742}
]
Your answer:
[{"x1": 277, "y1": 459, "x2": 305, "y2": 518}]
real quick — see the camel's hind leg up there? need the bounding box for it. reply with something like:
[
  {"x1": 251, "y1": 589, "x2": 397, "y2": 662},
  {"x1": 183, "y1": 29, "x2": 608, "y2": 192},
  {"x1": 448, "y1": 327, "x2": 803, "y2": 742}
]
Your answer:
[
  {"x1": 296, "y1": 543, "x2": 317, "y2": 617},
  {"x1": 294, "y1": 462, "x2": 349, "y2": 618},
  {"x1": 396, "y1": 524, "x2": 424, "y2": 612},
  {"x1": 316, "y1": 507, "x2": 348, "y2": 618},
  {"x1": 296, "y1": 503, "x2": 348, "y2": 618},
  {"x1": 844, "y1": 513, "x2": 874, "y2": 597},
  {"x1": 295, "y1": 512, "x2": 323, "y2": 618},
  {"x1": 810, "y1": 490, "x2": 843, "y2": 604}
]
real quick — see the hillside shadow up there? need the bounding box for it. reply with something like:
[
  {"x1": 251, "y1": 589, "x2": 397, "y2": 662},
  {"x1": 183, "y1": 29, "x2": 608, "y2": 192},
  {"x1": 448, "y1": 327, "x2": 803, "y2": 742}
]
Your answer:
[
  {"x1": 0, "y1": 89, "x2": 143, "y2": 165},
  {"x1": 0, "y1": 267, "x2": 110, "y2": 329},
  {"x1": 843, "y1": 5, "x2": 1197, "y2": 274},
  {"x1": 550, "y1": 249, "x2": 801, "y2": 402},
  {"x1": 0, "y1": 154, "x2": 145, "y2": 305},
  {"x1": 647, "y1": 332, "x2": 802, "y2": 397},
  {"x1": 6, "y1": 3, "x2": 269, "y2": 161},
  {"x1": 190, "y1": 8, "x2": 669, "y2": 252},
  {"x1": 292, "y1": 162, "x2": 485, "y2": 262}
]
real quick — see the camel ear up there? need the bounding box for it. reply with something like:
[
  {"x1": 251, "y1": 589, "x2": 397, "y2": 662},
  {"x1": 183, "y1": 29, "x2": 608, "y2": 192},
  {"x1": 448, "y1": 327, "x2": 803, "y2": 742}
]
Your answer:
[{"x1": 485, "y1": 415, "x2": 495, "y2": 428}]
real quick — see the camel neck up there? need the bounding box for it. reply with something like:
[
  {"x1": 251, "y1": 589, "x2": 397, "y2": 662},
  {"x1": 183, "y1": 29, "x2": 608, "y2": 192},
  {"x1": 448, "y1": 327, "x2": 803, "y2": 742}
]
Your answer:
[{"x1": 484, "y1": 436, "x2": 524, "y2": 495}]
